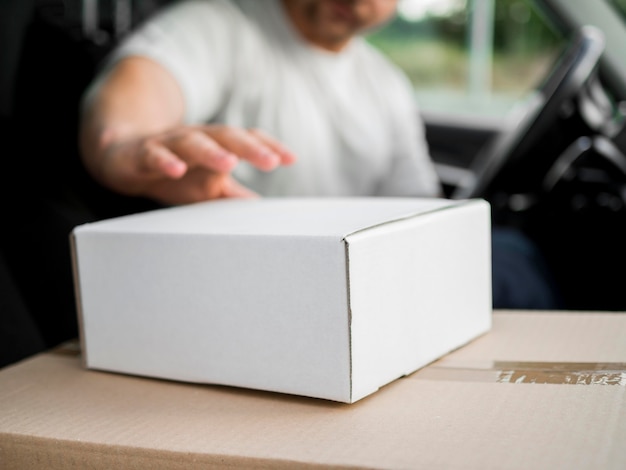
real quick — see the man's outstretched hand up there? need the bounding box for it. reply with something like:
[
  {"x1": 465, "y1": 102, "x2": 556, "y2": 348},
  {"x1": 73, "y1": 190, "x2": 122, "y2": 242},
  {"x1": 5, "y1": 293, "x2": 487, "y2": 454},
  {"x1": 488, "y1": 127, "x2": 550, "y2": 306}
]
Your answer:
[{"x1": 95, "y1": 125, "x2": 297, "y2": 205}]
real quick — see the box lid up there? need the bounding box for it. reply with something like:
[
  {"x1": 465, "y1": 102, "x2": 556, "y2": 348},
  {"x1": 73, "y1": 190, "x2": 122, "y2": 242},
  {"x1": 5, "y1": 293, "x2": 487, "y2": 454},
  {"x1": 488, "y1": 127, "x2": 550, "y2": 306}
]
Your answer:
[{"x1": 72, "y1": 197, "x2": 464, "y2": 237}]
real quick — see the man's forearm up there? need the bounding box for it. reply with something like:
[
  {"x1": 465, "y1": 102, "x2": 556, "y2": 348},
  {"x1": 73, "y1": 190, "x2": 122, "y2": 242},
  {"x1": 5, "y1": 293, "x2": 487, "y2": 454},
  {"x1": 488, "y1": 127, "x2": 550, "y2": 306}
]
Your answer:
[{"x1": 78, "y1": 57, "x2": 186, "y2": 190}]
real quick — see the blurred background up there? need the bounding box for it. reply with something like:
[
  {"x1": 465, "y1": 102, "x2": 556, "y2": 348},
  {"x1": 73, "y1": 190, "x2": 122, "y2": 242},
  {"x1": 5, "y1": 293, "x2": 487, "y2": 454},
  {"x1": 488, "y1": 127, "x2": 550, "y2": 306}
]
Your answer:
[
  {"x1": 1, "y1": 0, "x2": 626, "y2": 369},
  {"x1": 369, "y1": 0, "x2": 565, "y2": 117}
]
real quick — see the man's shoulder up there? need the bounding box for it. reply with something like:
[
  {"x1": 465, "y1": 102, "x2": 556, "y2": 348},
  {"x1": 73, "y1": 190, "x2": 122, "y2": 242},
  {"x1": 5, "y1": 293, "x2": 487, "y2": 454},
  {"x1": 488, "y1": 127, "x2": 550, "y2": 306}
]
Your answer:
[
  {"x1": 154, "y1": 0, "x2": 248, "y2": 22},
  {"x1": 131, "y1": 0, "x2": 259, "y2": 45}
]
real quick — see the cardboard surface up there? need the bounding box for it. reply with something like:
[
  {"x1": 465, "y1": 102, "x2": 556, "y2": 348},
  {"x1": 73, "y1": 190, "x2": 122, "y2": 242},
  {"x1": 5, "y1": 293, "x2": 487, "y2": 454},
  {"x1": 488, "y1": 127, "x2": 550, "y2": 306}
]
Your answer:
[
  {"x1": 71, "y1": 197, "x2": 492, "y2": 403},
  {"x1": 1, "y1": 311, "x2": 625, "y2": 470}
]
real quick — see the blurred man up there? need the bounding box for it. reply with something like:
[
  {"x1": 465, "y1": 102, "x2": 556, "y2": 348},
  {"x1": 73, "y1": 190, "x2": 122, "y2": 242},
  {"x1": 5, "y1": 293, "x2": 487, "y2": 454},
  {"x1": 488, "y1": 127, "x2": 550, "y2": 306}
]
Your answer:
[
  {"x1": 80, "y1": 0, "x2": 440, "y2": 205},
  {"x1": 79, "y1": 0, "x2": 561, "y2": 309}
]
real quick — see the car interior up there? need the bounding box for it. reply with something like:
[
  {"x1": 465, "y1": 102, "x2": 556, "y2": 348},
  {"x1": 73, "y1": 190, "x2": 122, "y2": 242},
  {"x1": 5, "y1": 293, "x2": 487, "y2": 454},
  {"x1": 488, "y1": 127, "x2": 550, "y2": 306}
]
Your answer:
[
  {"x1": 1, "y1": 0, "x2": 625, "y2": 369},
  {"x1": 451, "y1": 22, "x2": 626, "y2": 312}
]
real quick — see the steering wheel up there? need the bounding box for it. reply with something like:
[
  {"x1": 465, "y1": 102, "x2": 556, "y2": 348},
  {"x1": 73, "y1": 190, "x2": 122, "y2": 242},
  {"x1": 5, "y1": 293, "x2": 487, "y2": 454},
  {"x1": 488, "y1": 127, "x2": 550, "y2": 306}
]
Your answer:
[{"x1": 452, "y1": 25, "x2": 606, "y2": 202}]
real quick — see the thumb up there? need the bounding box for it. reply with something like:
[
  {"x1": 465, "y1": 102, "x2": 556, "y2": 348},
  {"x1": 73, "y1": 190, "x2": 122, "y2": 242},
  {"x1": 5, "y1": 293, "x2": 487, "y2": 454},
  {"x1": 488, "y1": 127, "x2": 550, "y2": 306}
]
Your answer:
[{"x1": 221, "y1": 177, "x2": 260, "y2": 199}]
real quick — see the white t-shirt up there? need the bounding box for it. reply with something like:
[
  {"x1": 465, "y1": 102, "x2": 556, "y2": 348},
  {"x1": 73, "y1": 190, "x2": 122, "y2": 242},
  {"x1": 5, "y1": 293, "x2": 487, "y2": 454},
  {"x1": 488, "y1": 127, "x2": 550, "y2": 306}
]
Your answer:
[{"x1": 105, "y1": 0, "x2": 441, "y2": 197}]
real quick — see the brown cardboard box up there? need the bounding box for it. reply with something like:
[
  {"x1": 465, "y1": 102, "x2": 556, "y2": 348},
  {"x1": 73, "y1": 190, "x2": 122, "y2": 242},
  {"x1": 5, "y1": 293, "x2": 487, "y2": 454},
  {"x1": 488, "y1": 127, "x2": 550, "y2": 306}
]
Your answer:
[{"x1": 1, "y1": 311, "x2": 625, "y2": 469}]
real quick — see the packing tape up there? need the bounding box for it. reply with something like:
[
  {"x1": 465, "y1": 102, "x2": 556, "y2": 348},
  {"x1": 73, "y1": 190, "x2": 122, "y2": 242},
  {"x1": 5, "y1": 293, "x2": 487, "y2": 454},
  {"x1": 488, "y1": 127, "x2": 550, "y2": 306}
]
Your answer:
[
  {"x1": 414, "y1": 361, "x2": 626, "y2": 385},
  {"x1": 50, "y1": 342, "x2": 626, "y2": 386}
]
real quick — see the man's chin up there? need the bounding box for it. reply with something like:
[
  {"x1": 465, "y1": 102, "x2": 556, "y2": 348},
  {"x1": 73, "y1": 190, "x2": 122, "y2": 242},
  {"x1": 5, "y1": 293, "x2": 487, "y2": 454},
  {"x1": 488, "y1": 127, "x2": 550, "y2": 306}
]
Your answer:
[{"x1": 314, "y1": 22, "x2": 357, "y2": 48}]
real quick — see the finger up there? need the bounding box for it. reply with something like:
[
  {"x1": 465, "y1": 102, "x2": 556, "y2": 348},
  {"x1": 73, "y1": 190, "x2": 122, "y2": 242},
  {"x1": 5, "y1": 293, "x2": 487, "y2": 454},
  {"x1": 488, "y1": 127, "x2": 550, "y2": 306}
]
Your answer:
[
  {"x1": 164, "y1": 129, "x2": 239, "y2": 173},
  {"x1": 221, "y1": 177, "x2": 260, "y2": 199},
  {"x1": 202, "y1": 125, "x2": 283, "y2": 171},
  {"x1": 138, "y1": 139, "x2": 188, "y2": 179},
  {"x1": 248, "y1": 128, "x2": 297, "y2": 165}
]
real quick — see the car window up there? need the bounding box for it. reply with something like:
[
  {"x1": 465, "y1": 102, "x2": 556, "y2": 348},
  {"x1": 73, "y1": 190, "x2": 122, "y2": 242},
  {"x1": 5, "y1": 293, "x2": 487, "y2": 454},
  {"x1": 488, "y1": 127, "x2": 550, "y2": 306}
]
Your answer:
[{"x1": 367, "y1": 0, "x2": 565, "y2": 120}]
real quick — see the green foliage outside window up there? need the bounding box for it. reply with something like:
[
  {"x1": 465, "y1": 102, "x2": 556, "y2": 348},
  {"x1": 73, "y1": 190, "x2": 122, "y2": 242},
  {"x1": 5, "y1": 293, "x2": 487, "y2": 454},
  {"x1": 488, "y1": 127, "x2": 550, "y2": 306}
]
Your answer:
[
  {"x1": 367, "y1": 0, "x2": 564, "y2": 115},
  {"x1": 607, "y1": 0, "x2": 626, "y2": 19}
]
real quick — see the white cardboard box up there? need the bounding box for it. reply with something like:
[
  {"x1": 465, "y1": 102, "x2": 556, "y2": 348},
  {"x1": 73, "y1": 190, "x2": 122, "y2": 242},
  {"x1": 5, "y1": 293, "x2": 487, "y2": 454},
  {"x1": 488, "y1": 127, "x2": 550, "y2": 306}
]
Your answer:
[{"x1": 71, "y1": 197, "x2": 492, "y2": 403}]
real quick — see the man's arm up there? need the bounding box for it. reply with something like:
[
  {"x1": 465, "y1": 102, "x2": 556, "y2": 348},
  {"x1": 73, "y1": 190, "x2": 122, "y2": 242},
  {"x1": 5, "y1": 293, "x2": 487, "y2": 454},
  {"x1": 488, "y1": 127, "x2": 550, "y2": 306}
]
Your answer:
[{"x1": 79, "y1": 56, "x2": 295, "y2": 204}]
